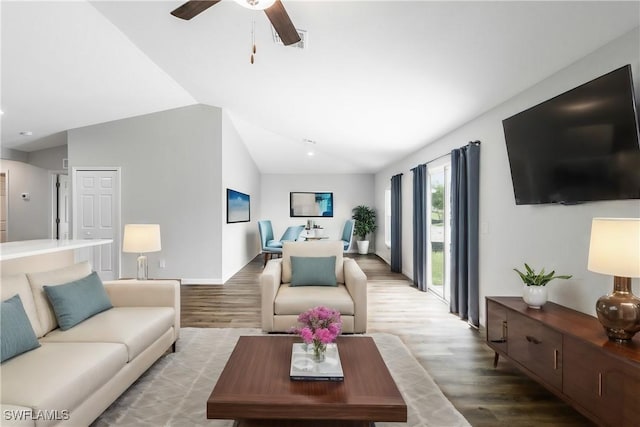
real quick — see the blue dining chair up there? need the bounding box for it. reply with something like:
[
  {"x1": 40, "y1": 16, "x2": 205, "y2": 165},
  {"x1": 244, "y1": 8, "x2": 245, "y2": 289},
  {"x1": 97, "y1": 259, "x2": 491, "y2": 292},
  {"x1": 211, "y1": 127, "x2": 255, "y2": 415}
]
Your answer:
[
  {"x1": 340, "y1": 219, "x2": 355, "y2": 252},
  {"x1": 280, "y1": 225, "x2": 305, "y2": 243},
  {"x1": 258, "y1": 220, "x2": 282, "y2": 266},
  {"x1": 258, "y1": 221, "x2": 305, "y2": 266}
]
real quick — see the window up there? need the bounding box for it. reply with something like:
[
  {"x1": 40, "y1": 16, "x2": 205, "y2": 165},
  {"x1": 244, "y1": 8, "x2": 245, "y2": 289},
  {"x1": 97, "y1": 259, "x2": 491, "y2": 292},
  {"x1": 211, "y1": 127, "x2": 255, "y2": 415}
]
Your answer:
[
  {"x1": 384, "y1": 189, "x2": 391, "y2": 248},
  {"x1": 427, "y1": 159, "x2": 451, "y2": 301}
]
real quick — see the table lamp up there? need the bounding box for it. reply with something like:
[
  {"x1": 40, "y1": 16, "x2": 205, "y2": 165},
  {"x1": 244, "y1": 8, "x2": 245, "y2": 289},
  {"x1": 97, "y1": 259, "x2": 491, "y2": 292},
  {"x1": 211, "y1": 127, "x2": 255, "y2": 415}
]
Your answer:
[
  {"x1": 587, "y1": 218, "x2": 640, "y2": 342},
  {"x1": 122, "y1": 224, "x2": 161, "y2": 280}
]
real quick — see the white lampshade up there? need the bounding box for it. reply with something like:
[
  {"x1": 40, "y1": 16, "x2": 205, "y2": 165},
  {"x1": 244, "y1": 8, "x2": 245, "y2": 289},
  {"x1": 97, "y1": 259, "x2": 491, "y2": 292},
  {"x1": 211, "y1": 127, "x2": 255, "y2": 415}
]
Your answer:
[
  {"x1": 233, "y1": 0, "x2": 276, "y2": 10},
  {"x1": 122, "y1": 224, "x2": 161, "y2": 254},
  {"x1": 588, "y1": 218, "x2": 640, "y2": 278}
]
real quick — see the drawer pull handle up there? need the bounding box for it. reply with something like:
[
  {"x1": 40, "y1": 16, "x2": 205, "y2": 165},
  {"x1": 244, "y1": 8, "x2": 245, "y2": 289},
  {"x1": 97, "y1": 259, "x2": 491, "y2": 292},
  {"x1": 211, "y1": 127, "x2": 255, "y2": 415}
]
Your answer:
[
  {"x1": 598, "y1": 373, "x2": 602, "y2": 397},
  {"x1": 553, "y1": 349, "x2": 558, "y2": 370},
  {"x1": 525, "y1": 335, "x2": 541, "y2": 344},
  {"x1": 491, "y1": 339, "x2": 506, "y2": 343}
]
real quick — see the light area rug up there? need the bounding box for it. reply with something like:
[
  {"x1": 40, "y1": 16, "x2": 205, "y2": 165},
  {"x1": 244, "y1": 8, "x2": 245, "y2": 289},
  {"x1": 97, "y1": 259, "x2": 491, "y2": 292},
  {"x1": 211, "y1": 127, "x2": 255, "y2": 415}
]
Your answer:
[{"x1": 92, "y1": 328, "x2": 470, "y2": 427}]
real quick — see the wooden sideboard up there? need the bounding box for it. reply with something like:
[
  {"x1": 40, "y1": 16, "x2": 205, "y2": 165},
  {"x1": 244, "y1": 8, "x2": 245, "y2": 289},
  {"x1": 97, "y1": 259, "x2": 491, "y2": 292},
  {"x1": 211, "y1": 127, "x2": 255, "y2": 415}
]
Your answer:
[{"x1": 486, "y1": 296, "x2": 640, "y2": 427}]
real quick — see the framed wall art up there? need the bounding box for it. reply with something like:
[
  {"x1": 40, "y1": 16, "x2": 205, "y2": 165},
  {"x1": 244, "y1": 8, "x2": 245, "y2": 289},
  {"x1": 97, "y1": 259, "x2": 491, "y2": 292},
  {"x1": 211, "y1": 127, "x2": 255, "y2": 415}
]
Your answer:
[
  {"x1": 290, "y1": 192, "x2": 334, "y2": 217},
  {"x1": 227, "y1": 189, "x2": 250, "y2": 223}
]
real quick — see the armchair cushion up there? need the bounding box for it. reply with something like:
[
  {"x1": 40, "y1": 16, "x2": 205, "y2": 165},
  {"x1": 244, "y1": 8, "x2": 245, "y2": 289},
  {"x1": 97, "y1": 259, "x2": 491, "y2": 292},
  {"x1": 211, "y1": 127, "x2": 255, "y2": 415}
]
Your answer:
[
  {"x1": 274, "y1": 284, "x2": 355, "y2": 316},
  {"x1": 290, "y1": 256, "x2": 337, "y2": 287}
]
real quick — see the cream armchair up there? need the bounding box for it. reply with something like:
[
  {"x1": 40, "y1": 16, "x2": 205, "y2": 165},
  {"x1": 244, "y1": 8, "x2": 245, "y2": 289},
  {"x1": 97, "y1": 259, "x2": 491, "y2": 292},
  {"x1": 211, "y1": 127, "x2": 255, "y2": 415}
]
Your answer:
[{"x1": 260, "y1": 240, "x2": 367, "y2": 333}]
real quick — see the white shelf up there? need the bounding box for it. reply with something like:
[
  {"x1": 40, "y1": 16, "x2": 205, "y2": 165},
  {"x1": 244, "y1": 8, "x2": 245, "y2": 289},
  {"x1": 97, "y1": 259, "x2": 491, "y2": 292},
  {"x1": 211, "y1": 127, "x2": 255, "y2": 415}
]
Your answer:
[{"x1": 0, "y1": 239, "x2": 113, "y2": 261}]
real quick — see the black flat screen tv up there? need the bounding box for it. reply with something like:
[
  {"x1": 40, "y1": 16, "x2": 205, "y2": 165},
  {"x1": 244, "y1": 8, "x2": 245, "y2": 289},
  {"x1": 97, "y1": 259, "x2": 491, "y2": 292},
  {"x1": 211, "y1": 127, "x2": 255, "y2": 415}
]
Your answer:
[{"x1": 502, "y1": 64, "x2": 640, "y2": 205}]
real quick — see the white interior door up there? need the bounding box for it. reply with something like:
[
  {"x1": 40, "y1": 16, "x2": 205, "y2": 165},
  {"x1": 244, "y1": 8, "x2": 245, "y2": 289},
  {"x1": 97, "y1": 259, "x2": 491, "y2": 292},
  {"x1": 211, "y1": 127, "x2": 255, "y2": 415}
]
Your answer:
[
  {"x1": 73, "y1": 168, "x2": 120, "y2": 280},
  {"x1": 58, "y1": 174, "x2": 70, "y2": 240},
  {"x1": 51, "y1": 174, "x2": 71, "y2": 240}
]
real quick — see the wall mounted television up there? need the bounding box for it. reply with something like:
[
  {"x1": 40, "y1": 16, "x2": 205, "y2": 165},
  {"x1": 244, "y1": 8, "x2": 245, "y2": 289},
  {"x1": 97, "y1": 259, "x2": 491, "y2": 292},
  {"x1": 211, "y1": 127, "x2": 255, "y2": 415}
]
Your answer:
[
  {"x1": 290, "y1": 192, "x2": 334, "y2": 217},
  {"x1": 502, "y1": 64, "x2": 640, "y2": 205}
]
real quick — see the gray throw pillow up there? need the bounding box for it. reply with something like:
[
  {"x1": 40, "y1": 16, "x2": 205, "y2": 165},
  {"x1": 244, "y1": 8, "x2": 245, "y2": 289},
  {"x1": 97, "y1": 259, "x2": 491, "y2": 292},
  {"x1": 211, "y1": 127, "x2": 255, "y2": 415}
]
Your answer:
[
  {"x1": 290, "y1": 256, "x2": 337, "y2": 287},
  {"x1": 44, "y1": 271, "x2": 113, "y2": 330},
  {"x1": 1, "y1": 294, "x2": 41, "y2": 363}
]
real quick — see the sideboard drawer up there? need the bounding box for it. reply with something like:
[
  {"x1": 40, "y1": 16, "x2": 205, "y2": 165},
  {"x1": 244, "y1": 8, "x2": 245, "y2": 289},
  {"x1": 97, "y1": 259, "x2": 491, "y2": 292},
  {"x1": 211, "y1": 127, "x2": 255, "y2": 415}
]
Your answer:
[
  {"x1": 508, "y1": 314, "x2": 562, "y2": 391},
  {"x1": 486, "y1": 300, "x2": 508, "y2": 354}
]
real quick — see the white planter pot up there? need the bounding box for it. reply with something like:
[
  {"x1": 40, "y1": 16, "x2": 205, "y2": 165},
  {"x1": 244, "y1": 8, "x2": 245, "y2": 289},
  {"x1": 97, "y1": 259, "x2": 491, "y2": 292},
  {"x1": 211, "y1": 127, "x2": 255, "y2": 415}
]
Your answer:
[
  {"x1": 522, "y1": 285, "x2": 548, "y2": 309},
  {"x1": 356, "y1": 241, "x2": 369, "y2": 255}
]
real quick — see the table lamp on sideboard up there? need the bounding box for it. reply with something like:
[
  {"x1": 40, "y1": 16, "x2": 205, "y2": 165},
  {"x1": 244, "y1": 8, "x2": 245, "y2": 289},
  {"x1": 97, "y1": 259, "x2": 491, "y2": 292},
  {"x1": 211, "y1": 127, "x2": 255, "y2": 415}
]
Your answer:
[
  {"x1": 587, "y1": 217, "x2": 640, "y2": 342},
  {"x1": 122, "y1": 224, "x2": 161, "y2": 280}
]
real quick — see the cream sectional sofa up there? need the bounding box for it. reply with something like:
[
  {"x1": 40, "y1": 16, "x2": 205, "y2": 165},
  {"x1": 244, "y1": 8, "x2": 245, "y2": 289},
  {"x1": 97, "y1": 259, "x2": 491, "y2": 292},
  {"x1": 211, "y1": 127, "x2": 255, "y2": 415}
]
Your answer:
[{"x1": 0, "y1": 261, "x2": 180, "y2": 427}]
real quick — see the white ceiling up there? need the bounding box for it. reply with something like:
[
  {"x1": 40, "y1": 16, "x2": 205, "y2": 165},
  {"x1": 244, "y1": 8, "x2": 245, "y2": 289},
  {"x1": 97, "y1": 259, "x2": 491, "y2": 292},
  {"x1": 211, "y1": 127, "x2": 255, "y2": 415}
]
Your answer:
[{"x1": 2, "y1": 1, "x2": 639, "y2": 174}]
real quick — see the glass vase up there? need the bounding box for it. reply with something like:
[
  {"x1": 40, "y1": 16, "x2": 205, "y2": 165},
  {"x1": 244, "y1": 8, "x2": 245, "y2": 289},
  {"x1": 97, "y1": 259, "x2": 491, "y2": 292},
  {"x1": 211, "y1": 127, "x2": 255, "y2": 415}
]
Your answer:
[{"x1": 312, "y1": 342, "x2": 326, "y2": 363}]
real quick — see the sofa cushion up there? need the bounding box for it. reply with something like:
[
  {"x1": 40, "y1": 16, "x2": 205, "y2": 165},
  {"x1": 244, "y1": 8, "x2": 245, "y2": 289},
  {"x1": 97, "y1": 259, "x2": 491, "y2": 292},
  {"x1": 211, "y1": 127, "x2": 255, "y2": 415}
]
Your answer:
[
  {"x1": 290, "y1": 256, "x2": 337, "y2": 287},
  {"x1": 1, "y1": 295, "x2": 41, "y2": 363},
  {"x1": 43, "y1": 272, "x2": 112, "y2": 330},
  {"x1": 274, "y1": 283, "x2": 355, "y2": 316},
  {"x1": 27, "y1": 262, "x2": 92, "y2": 335},
  {"x1": 282, "y1": 241, "x2": 344, "y2": 284},
  {"x1": 40, "y1": 307, "x2": 175, "y2": 361},
  {"x1": 0, "y1": 342, "x2": 127, "y2": 420},
  {"x1": 0, "y1": 274, "x2": 43, "y2": 338}
]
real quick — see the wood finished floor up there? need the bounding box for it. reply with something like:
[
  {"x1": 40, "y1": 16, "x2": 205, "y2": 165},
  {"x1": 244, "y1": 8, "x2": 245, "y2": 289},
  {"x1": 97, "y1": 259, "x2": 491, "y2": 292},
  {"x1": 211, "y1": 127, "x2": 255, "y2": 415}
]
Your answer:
[{"x1": 181, "y1": 254, "x2": 595, "y2": 427}]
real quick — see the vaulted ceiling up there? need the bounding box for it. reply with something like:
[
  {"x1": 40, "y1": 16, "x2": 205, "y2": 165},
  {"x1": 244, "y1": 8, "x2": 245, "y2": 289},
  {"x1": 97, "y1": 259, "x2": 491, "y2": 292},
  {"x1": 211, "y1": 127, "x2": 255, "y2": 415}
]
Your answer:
[{"x1": 2, "y1": 1, "x2": 639, "y2": 173}]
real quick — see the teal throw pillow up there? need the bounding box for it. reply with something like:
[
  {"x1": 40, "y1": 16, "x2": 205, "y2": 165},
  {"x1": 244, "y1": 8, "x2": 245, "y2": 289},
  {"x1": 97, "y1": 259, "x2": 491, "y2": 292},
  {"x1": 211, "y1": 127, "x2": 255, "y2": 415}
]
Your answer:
[
  {"x1": 44, "y1": 271, "x2": 113, "y2": 331},
  {"x1": 290, "y1": 256, "x2": 337, "y2": 287},
  {"x1": 1, "y1": 294, "x2": 41, "y2": 363}
]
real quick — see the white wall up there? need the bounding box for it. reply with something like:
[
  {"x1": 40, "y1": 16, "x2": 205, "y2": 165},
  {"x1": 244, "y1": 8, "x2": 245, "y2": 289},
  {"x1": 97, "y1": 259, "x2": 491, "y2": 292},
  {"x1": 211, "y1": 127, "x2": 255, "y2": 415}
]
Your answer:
[
  {"x1": 28, "y1": 144, "x2": 68, "y2": 171},
  {"x1": 0, "y1": 159, "x2": 50, "y2": 241},
  {"x1": 260, "y1": 174, "x2": 375, "y2": 251},
  {"x1": 68, "y1": 104, "x2": 224, "y2": 282},
  {"x1": 375, "y1": 27, "x2": 640, "y2": 324},
  {"x1": 221, "y1": 111, "x2": 262, "y2": 281}
]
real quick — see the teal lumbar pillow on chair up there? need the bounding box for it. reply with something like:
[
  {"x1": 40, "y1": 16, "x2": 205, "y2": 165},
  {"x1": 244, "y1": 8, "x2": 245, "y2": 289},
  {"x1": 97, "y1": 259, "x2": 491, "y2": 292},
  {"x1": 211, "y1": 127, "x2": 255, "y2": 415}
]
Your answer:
[
  {"x1": 44, "y1": 271, "x2": 113, "y2": 330},
  {"x1": 290, "y1": 256, "x2": 337, "y2": 286},
  {"x1": 1, "y1": 294, "x2": 41, "y2": 363}
]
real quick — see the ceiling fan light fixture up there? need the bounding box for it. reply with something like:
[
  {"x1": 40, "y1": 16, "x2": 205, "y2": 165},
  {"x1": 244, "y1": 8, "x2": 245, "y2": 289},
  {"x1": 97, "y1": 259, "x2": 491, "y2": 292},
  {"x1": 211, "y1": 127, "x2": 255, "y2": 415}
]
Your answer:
[{"x1": 233, "y1": 0, "x2": 276, "y2": 11}]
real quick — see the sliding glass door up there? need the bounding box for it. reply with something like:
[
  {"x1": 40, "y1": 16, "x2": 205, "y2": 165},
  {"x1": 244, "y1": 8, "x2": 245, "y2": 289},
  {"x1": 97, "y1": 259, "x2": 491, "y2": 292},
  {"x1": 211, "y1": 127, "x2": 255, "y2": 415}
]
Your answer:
[{"x1": 427, "y1": 160, "x2": 451, "y2": 301}]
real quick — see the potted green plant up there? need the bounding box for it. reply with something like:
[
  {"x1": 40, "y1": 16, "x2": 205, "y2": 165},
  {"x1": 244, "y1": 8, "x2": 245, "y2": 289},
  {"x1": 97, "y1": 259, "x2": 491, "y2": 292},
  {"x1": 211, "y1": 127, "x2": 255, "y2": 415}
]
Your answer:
[
  {"x1": 352, "y1": 205, "x2": 377, "y2": 254},
  {"x1": 514, "y1": 263, "x2": 572, "y2": 309}
]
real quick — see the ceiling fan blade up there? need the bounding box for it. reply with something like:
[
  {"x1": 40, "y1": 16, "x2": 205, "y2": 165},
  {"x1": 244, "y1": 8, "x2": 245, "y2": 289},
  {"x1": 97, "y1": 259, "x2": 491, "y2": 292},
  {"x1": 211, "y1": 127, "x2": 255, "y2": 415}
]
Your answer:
[
  {"x1": 171, "y1": 0, "x2": 222, "y2": 20},
  {"x1": 264, "y1": 0, "x2": 301, "y2": 46}
]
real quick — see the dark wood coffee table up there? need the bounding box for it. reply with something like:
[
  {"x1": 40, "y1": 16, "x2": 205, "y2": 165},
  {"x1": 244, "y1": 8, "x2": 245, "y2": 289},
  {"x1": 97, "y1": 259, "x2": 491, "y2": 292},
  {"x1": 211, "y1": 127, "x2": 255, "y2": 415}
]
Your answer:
[{"x1": 206, "y1": 335, "x2": 407, "y2": 427}]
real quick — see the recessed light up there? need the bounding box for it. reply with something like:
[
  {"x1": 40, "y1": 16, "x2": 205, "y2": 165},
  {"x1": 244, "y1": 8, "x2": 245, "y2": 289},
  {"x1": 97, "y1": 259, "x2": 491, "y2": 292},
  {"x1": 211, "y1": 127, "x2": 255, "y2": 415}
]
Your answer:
[
  {"x1": 19, "y1": 131, "x2": 33, "y2": 136},
  {"x1": 307, "y1": 151, "x2": 314, "y2": 156}
]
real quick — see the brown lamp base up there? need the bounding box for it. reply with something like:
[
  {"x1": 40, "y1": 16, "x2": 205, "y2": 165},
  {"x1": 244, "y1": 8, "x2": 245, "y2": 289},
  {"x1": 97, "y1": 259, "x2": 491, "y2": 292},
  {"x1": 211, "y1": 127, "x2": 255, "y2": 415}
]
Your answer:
[{"x1": 595, "y1": 276, "x2": 640, "y2": 342}]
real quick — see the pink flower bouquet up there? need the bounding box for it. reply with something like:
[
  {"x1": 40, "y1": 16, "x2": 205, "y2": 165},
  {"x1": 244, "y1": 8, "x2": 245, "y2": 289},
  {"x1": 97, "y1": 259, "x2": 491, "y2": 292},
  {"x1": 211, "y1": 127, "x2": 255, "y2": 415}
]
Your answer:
[{"x1": 292, "y1": 306, "x2": 342, "y2": 361}]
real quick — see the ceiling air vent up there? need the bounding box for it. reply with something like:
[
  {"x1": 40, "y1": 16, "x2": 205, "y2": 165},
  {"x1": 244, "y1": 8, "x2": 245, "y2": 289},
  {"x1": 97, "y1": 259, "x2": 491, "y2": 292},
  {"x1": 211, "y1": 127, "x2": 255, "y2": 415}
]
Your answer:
[{"x1": 272, "y1": 28, "x2": 307, "y2": 49}]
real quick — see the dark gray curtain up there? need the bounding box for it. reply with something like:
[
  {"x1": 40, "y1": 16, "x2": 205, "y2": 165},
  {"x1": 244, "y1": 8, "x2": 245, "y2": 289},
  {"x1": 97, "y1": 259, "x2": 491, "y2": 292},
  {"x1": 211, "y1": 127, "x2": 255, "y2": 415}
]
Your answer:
[
  {"x1": 390, "y1": 174, "x2": 403, "y2": 273},
  {"x1": 450, "y1": 141, "x2": 480, "y2": 327},
  {"x1": 411, "y1": 164, "x2": 427, "y2": 291}
]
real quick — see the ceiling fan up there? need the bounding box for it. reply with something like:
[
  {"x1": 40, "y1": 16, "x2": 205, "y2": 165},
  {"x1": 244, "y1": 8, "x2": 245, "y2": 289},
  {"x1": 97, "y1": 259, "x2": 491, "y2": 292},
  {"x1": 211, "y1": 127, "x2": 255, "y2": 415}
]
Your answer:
[{"x1": 171, "y1": 0, "x2": 301, "y2": 46}]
